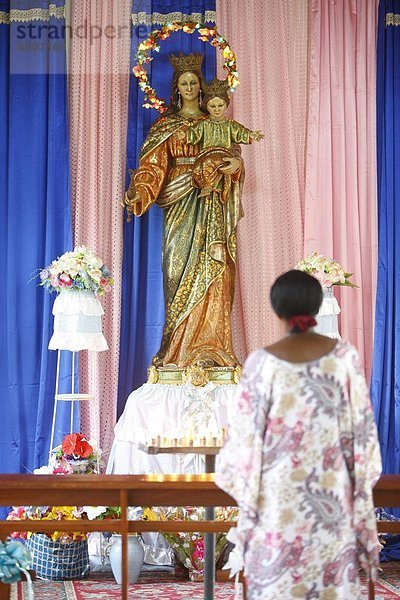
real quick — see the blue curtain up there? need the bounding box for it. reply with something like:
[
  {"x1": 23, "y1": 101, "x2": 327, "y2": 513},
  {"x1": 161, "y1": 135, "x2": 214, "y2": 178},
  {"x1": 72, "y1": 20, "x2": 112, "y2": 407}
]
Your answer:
[
  {"x1": 371, "y1": 0, "x2": 400, "y2": 474},
  {"x1": 0, "y1": 0, "x2": 76, "y2": 479},
  {"x1": 118, "y1": 0, "x2": 216, "y2": 416}
]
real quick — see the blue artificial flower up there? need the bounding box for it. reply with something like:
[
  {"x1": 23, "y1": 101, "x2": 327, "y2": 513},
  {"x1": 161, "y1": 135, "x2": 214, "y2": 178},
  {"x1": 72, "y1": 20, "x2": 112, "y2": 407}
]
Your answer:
[
  {"x1": 73, "y1": 279, "x2": 85, "y2": 290},
  {"x1": 0, "y1": 540, "x2": 31, "y2": 584}
]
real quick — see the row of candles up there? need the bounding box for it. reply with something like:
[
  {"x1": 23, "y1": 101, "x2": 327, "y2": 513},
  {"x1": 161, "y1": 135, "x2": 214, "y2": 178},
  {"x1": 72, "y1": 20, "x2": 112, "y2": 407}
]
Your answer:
[{"x1": 146, "y1": 428, "x2": 227, "y2": 448}]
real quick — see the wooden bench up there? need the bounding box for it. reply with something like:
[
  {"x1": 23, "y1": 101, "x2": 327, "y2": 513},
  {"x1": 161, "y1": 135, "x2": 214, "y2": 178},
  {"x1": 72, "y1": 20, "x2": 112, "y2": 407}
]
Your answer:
[{"x1": 0, "y1": 473, "x2": 398, "y2": 599}]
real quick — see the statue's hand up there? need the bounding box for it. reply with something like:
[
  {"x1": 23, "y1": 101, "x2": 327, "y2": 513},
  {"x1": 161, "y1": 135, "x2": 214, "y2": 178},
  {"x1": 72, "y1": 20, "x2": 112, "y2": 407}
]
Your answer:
[
  {"x1": 250, "y1": 130, "x2": 264, "y2": 142},
  {"x1": 122, "y1": 191, "x2": 141, "y2": 222},
  {"x1": 219, "y1": 156, "x2": 241, "y2": 175}
]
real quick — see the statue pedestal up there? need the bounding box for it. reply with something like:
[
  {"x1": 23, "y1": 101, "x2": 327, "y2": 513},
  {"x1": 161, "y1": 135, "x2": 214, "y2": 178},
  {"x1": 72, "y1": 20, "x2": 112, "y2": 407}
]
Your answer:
[
  {"x1": 106, "y1": 370, "x2": 238, "y2": 570},
  {"x1": 107, "y1": 372, "x2": 238, "y2": 475}
]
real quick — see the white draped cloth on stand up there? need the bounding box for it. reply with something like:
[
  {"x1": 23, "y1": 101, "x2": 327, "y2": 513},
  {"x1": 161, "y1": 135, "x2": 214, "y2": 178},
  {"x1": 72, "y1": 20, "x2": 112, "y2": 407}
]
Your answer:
[
  {"x1": 48, "y1": 289, "x2": 108, "y2": 351},
  {"x1": 314, "y1": 286, "x2": 341, "y2": 339}
]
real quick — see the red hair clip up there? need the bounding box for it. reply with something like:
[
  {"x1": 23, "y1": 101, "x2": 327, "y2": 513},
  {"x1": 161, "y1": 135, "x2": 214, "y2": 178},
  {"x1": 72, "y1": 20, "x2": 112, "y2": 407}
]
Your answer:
[{"x1": 288, "y1": 315, "x2": 317, "y2": 333}]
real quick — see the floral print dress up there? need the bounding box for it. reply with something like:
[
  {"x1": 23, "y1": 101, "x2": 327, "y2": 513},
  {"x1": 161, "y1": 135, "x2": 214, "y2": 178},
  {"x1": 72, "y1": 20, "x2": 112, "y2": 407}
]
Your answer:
[{"x1": 216, "y1": 341, "x2": 381, "y2": 600}]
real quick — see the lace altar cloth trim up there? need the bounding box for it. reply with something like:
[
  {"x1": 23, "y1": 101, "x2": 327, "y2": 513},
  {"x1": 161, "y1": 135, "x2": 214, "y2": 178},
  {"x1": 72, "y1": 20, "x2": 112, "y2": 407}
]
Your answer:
[
  {"x1": 131, "y1": 11, "x2": 216, "y2": 26},
  {"x1": 0, "y1": 4, "x2": 65, "y2": 24},
  {"x1": 386, "y1": 13, "x2": 400, "y2": 26}
]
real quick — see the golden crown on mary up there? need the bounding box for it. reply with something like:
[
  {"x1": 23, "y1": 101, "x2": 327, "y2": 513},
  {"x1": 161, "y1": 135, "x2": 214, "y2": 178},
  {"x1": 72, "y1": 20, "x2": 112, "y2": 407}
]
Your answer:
[{"x1": 168, "y1": 52, "x2": 204, "y2": 72}]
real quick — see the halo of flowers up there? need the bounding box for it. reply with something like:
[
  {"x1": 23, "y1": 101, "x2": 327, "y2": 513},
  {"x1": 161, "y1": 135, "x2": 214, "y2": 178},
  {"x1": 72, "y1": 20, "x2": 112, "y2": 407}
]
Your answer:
[{"x1": 133, "y1": 21, "x2": 240, "y2": 113}]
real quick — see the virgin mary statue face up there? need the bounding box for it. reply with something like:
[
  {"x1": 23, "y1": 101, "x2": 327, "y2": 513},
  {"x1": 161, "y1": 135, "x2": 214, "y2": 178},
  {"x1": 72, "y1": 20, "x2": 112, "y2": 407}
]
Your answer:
[{"x1": 177, "y1": 72, "x2": 201, "y2": 102}]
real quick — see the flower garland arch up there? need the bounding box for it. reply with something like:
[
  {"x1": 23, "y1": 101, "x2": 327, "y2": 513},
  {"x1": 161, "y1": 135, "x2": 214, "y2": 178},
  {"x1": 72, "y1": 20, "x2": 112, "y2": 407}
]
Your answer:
[{"x1": 133, "y1": 21, "x2": 240, "y2": 113}]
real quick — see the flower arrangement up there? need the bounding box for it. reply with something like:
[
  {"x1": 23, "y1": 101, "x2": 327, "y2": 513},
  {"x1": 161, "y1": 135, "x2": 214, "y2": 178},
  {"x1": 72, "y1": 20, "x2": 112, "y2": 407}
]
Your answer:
[
  {"x1": 133, "y1": 20, "x2": 239, "y2": 113},
  {"x1": 39, "y1": 246, "x2": 113, "y2": 295},
  {"x1": 7, "y1": 505, "x2": 87, "y2": 543},
  {"x1": 295, "y1": 251, "x2": 357, "y2": 289},
  {"x1": 34, "y1": 433, "x2": 101, "y2": 475},
  {"x1": 7, "y1": 433, "x2": 102, "y2": 543},
  {"x1": 142, "y1": 506, "x2": 238, "y2": 578}
]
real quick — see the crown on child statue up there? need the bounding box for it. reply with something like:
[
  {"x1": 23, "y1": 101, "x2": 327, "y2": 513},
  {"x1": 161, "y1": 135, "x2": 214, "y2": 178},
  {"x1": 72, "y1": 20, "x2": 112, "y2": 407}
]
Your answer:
[
  {"x1": 168, "y1": 52, "x2": 204, "y2": 72},
  {"x1": 203, "y1": 77, "x2": 231, "y2": 97}
]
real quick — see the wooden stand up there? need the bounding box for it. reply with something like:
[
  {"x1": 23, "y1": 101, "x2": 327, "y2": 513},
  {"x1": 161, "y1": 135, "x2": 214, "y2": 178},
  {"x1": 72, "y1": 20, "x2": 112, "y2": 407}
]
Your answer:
[
  {"x1": 48, "y1": 350, "x2": 98, "y2": 463},
  {"x1": 138, "y1": 444, "x2": 222, "y2": 600}
]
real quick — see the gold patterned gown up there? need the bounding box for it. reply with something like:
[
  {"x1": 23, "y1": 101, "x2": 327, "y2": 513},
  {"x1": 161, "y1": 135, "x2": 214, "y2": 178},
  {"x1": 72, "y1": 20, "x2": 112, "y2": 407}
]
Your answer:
[{"x1": 130, "y1": 113, "x2": 243, "y2": 368}]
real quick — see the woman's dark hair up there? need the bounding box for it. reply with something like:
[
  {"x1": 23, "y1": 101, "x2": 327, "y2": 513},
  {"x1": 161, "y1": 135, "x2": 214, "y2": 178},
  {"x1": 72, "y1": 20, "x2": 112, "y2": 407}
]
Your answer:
[
  {"x1": 167, "y1": 69, "x2": 206, "y2": 115},
  {"x1": 270, "y1": 270, "x2": 323, "y2": 320}
]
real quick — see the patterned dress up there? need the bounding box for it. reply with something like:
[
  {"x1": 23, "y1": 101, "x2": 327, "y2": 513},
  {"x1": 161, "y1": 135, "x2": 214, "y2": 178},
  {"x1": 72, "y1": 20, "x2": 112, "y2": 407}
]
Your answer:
[{"x1": 216, "y1": 341, "x2": 381, "y2": 599}]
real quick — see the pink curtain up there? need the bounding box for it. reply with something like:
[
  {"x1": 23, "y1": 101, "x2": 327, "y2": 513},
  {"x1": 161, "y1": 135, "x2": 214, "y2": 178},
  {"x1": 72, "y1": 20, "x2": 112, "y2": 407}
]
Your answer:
[
  {"x1": 216, "y1": 0, "x2": 309, "y2": 359},
  {"x1": 68, "y1": 0, "x2": 132, "y2": 456},
  {"x1": 305, "y1": 0, "x2": 378, "y2": 377}
]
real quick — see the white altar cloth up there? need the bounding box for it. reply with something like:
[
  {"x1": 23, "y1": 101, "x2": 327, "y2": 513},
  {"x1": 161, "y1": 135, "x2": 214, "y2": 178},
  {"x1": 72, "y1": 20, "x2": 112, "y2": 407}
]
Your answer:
[{"x1": 107, "y1": 382, "x2": 237, "y2": 475}]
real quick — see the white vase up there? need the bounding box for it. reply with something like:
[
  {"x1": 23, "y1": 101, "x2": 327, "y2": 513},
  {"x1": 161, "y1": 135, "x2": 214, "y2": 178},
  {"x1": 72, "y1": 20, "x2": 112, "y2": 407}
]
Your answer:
[
  {"x1": 315, "y1": 286, "x2": 341, "y2": 339},
  {"x1": 108, "y1": 534, "x2": 144, "y2": 585},
  {"x1": 48, "y1": 289, "x2": 108, "y2": 352}
]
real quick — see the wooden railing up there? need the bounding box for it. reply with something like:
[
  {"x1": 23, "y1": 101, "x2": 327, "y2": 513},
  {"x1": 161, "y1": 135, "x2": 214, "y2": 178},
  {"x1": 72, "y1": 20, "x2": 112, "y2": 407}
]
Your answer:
[
  {"x1": 0, "y1": 474, "x2": 236, "y2": 600},
  {"x1": 0, "y1": 473, "x2": 399, "y2": 599}
]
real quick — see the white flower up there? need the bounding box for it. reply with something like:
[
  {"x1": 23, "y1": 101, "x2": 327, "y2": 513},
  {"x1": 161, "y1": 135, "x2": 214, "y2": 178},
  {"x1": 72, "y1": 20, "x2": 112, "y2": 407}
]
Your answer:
[
  {"x1": 49, "y1": 265, "x2": 62, "y2": 276},
  {"x1": 83, "y1": 506, "x2": 108, "y2": 520},
  {"x1": 88, "y1": 268, "x2": 102, "y2": 283},
  {"x1": 34, "y1": 465, "x2": 52, "y2": 475},
  {"x1": 128, "y1": 506, "x2": 142, "y2": 520}
]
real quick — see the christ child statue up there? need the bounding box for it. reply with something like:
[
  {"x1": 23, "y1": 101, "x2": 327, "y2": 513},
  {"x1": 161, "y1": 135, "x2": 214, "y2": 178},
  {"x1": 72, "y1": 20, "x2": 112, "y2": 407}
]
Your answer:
[{"x1": 181, "y1": 77, "x2": 264, "y2": 202}]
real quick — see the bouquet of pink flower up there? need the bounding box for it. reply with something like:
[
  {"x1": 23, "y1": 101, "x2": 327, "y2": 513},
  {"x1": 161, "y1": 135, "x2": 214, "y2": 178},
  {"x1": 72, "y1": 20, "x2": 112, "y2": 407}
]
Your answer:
[
  {"x1": 295, "y1": 251, "x2": 357, "y2": 289},
  {"x1": 39, "y1": 246, "x2": 113, "y2": 296}
]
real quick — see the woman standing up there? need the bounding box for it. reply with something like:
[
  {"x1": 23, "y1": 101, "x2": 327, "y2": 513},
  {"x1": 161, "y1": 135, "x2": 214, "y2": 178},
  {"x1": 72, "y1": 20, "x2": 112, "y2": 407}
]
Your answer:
[
  {"x1": 216, "y1": 270, "x2": 381, "y2": 599},
  {"x1": 124, "y1": 53, "x2": 242, "y2": 369}
]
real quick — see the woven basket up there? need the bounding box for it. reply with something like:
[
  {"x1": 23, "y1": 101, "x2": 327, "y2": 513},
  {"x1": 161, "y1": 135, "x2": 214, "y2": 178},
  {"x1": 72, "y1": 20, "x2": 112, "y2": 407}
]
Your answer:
[{"x1": 26, "y1": 534, "x2": 89, "y2": 580}]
